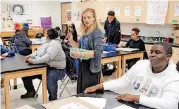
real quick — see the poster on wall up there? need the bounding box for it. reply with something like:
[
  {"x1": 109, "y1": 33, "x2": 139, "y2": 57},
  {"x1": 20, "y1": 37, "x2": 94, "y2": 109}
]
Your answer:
[
  {"x1": 66, "y1": 10, "x2": 72, "y2": 22},
  {"x1": 146, "y1": 0, "x2": 169, "y2": 25},
  {"x1": 76, "y1": 9, "x2": 81, "y2": 21},
  {"x1": 40, "y1": 16, "x2": 52, "y2": 29},
  {"x1": 1, "y1": 3, "x2": 13, "y2": 30},
  {"x1": 175, "y1": 4, "x2": 179, "y2": 16},
  {"x1": 135, "y1": 6, "x2": 141, "y2": 17},
  {"x1": 115, "y1": 7, "x2": 120, "y2": 16},
  {"x1": 124, "y1": 7, "x2": 130, "y2": 16}
]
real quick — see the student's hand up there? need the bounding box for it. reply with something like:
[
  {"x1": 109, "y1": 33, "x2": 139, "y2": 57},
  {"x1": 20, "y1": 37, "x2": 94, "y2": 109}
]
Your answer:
[
  {"x1": 64, "y1": 39, "x2": 68, "y2": 43},
  {"x1": 1, "y1": 53, "x2": 8, "y2": 57},
  {"x1": 71, "y1": 51, "x2": 81, "y2": 59},
  {"x1": 26, "y1": 58, "x2": 33, "y2": 64},
  {"x1": 84, "y1": 85, "x2": 97, "y2": 93},
  {"x1": 68, "y1": 32, "x2": 73, "y2": 41},
  {"x1": 116, "y1": 94, "x2": 140, "y2": 102},
  {"x1": 25, "y1": 55, "x2": 30, "y2": 60}
]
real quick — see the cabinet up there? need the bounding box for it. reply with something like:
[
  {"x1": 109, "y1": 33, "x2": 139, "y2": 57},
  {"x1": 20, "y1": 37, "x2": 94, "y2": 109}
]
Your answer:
[
  {"x1": 131, "y1": 1, "x2": 147, "y2": 23},
  {"x1": 171, "y1": 47, "x2": 179, "y2": 64},
  {"x1": 76, "y1": 1, "x2": 96, "y2": 12},
  {"x1": 96, "y1": 1, "x2": 133, "y2": 23},
  {"x1": 167, "y1": 1, "x2": 179, "y2": 24}
]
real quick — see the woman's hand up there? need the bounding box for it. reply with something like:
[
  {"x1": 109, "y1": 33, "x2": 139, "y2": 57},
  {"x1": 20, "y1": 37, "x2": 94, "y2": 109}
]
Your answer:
[
  {"x1": 116, "y1": 94, "x2": 140, "y2": 102},
  {"x1": 26, "y1": 57, "x2": 33, "y2": 64},
  {"x1": 68, "y1": 32, "x2": 73, "y2": 41},
  {"x1": 84, "y1": 85, "x2": 97, "y2": 93},
  {"x1": 71, "y1": 51, "x2": 81, "y2": 59}
]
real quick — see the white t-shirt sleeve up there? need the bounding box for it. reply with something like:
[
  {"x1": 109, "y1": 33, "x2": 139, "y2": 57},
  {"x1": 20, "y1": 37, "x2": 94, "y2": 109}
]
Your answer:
[
  {"x1": 139, "y1": 81, "x2": 179, "y2": 109},
  {"x1": 103, "y1": 60, "x2": 141, "y2": 90}
]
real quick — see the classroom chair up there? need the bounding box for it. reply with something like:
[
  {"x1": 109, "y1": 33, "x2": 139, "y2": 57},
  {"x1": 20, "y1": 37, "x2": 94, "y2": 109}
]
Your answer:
[{"x1": 35, "y1": 74, "x2": 72, "y2": 98}]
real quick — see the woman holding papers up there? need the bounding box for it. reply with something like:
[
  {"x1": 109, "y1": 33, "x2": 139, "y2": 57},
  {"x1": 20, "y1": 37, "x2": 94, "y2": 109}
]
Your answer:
[
  {"x1": 85, "y1": 42, "x2": 179, "y2": 109},
  {"x1": 68, "y1": 8, "x2": 103, "y2": 94}
]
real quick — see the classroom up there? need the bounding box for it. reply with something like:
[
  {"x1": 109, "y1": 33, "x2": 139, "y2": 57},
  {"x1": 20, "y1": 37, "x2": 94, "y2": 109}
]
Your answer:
[{"x1": 0, "y1": 0, "x2": 179, "y2": 109}]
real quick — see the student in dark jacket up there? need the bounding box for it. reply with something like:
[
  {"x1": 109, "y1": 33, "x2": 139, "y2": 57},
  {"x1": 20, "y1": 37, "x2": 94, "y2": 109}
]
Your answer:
[
  {"x1": 125, "y1": 28, "x2": 148, "y2": 69},
  {"x1": 103, "y1": 11, "x2": 121, "y2": 75},
  {"x1": 9, "y1": 30, "x2": 20, "y2": 43},
  {"x1": 104, "y1": 11, "x2": 121, "y2": 45},
  {"x1": 14, "y1": 28, "x2": 32, "y2": 56}
]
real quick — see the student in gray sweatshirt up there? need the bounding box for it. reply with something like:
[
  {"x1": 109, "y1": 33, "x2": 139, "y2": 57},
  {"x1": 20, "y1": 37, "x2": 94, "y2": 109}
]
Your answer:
[{"x1": 23, "y1": 28, "x2": 66, "y2": 101}]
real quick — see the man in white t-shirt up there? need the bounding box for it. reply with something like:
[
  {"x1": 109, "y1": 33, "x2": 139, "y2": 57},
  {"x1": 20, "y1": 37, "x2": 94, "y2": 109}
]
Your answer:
[{"x1": 85, "y1": 42, "x2": 179, "y2": 109}]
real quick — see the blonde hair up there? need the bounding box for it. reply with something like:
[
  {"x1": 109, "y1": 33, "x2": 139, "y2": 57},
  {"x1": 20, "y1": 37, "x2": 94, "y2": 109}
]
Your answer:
[{"x1": 80, "y1": 8, "x2": 103, "y2": 36}]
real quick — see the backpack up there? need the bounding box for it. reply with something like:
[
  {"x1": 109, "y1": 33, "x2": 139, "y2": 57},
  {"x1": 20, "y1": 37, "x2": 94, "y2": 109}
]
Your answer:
[{"x1": 65, "y1": 51, "x2": 76, "y2": 74}]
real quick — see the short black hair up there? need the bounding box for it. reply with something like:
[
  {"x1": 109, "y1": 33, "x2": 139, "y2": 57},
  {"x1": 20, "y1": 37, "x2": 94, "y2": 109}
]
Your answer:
[
  {"x1": 154, "y1": 42, "x2": 173, "y2": 56},
  {"x1": 55, "y1": 26, "x2": 61, "y2": 31},
  {"x1": 15, "y1": 30, "x2": 20, "y2": 34},
  {"x1": 108, "y1": 11, "x2": 115, "y2": 16},
  {"x1": 177, "y1": 61, "x2": 179, "y2": 72},
  {"x1": 47, "y1": 28, "x2": 58, "y2": 39},
  {"x1": 132, "y1": 28, "x2": 140, "y2": 35}
]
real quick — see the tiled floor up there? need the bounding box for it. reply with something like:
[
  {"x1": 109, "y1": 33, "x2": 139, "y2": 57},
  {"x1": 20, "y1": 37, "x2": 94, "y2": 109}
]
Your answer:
[{"x1": 1, "y1": 73, "x2": 123, "y2": 109}]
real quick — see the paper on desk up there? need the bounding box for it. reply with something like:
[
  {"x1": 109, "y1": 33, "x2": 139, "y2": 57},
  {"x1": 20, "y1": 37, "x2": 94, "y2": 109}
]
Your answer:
[
  {"x1": 58, "y1": 102, "x2": 89, "y2": 109},
  {"x1": 78, "y1": 97, "x2": 107, "y2": 109},
  {"x1": 103, "y1": 51, "x2": 110, "y2": 54},
  {"x1": 112, "y1": 104, "x2": 135, "y2": 109},
  {"x1": 15, "y1": 105, "x2": 35, "y2": 109},
  {"x1": 30, "y1": 38, "x2": 45, "y2": 44},
  {"x1": 116, "y1": 48, "x2": 139, "y2": 52}
]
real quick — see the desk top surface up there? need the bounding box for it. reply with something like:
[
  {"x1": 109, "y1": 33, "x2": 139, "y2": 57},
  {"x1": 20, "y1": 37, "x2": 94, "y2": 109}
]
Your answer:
[
  {"x1": 32, "y1": 91, "x2": 152, "y2": 109},
  {"x1": 102, "y1": 50, "x2": 144, "y2": 58},
  {"x1": 1, "y1": 54, "x2": 47, "y2": 74}
]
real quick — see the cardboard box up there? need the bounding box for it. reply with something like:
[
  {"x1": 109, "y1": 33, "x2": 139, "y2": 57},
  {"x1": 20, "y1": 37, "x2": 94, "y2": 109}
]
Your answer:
[
  {"x1": 42, "y1": 96, "x2": 99, "y2": 109},
  {"x1": 174, "y1": 30, "x2": 179, "y2": 44}
]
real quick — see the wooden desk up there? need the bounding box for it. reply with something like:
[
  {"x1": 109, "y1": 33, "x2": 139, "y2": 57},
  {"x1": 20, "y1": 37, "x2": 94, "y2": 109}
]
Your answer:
[
  {"x1": 101, "y1": 56, "x2": 122, "y2": 78},
  {"x1": 31, "y1": 91, "x2": 152, "y2": 109},
  {"x1": 121, "y1": 51, "x2": 144, "y2": 75},
  {"x1": 1, "y1": 54, "x2": 47, "y2": 109},
  {"x1": 0, "y1": 29, "x2": 43, "y2": 38},
  {"x1": 30, "y1": 44, "x2": 41, "y2": 52}
]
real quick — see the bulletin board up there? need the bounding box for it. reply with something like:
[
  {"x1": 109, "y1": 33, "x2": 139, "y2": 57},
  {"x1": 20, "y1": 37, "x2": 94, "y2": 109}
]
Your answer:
[{"x1": 61, "y1": 2, "x2": 72, "y2": 23}]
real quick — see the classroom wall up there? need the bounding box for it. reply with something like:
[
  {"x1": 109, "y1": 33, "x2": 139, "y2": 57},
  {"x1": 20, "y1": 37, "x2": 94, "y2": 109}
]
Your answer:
[
  {"x1": 100, "y1": 22, "x2": 173, "y2": 37},
  {"x1": 1, "y1": 1, "x2": 62, "y2": 29},
  {"x1": 71, "y1": 1, "x2": 173, "y2": 38}
]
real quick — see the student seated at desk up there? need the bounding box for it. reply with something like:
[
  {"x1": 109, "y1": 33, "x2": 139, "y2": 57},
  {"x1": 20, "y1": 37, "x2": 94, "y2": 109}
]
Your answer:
[
  {"x1": 125, "y1": 28, "x2": 148, "y2": 69},
  {"x1": 85, "y1": 42, "x2": 179, "y2": 109},
  {"x1": 24, "y1": 28, "x2": 66, "y2": 101},
  {"x1": 9, "y1": 30, "x2": 20, "y2": 43},
  {"x1": 14, "y1": 28, "x2": 32, "y2": 56},
  {"x1": 0, "y1": 45, "x2": 15, "y2": 59}
]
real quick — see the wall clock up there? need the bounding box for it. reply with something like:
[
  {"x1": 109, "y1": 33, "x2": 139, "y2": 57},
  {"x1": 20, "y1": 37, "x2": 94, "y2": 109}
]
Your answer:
[{"x1": 13, "y1": 5, "x2": 24, "y2": 15}]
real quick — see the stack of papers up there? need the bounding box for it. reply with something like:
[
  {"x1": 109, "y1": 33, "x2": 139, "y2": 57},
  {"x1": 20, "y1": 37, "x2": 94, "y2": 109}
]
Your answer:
[
  {"x1": 112, "y1": 104, "x2": 135, "y2": 109},
  {"x1": 78, "y1": 97, "x2": 107, "y2": 109},
  {"x1": 116, "y1": 48, "x2": 139, "y2": 52}
]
